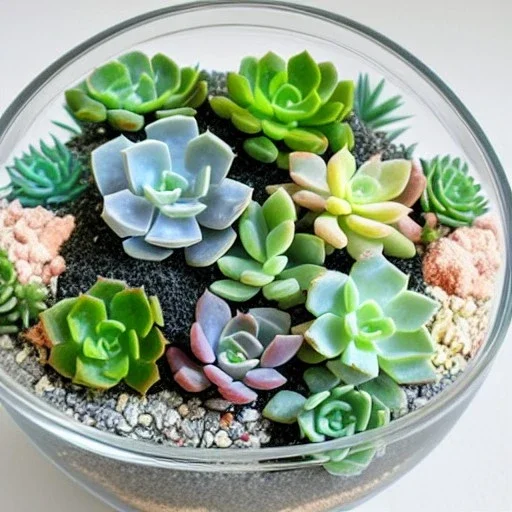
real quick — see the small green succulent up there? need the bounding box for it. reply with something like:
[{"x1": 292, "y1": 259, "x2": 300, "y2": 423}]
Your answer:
[
  {"x1": 65, "y1": 51, "x2": 208, "y2": 132},
  {"x1": 263, "y1": 374, "x2": 405, "y2": 476},
  {"x1": 273, "y1": 147, "x2": 417, "y2": 259},
  {"x1": 420, "y1": 155, "x2": 488, "y2": 227},
  {"x1": 355, "y1": 74, "x2": 414, "y2": 150},
  {"x1": 300, "y1": 254, "x2": 438, "y2": 385},
  {"x1": 0, "y1": 136, "x2": 87, "y2": 207},
  {"x1": 210, "y1": 188, "x2": 327, "y2": 308},
  {"x1": 0, "y1": 251, "x2": 47, "y2": 334},
  {"x1": 39, "y1": 278, "x2": 167, "y2": 393},
  {"x1": 209, "y1": 51, "x2": 354, "y2": 168}
]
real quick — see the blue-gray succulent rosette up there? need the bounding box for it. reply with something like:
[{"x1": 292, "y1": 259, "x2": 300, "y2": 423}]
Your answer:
[{"x1": 91, "y1": 116, "x2": 253, "y2": 265}]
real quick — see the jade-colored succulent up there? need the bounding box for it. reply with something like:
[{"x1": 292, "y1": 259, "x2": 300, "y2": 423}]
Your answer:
[
  {"x1": 0, "y1": 136, "x2": 88, "y2": 207},
  {"x1": 299, "y1": 254, "x2": 438, "y2": 385},
  {"x1": 209, "y1": 51, "x2": 354, "y2": 168},
  {"x1": 65, "y1": 51, "x2": 208, "y2": 132},
  {"x1": 272, "y1": 147, "x2": 419, "y2": 259},
  {"x1": 355, "y1": 74, "x2": 414, "y2": 153},
  {"x1": 167, "y1": 289, "x2": 303, "y2": 404},
  {"x1": 92, "y1": 115, "x2": 252, "y2": 264},
  {"x1": 420, "y1": 155, "x2": 488, "y2": 227},
  {"x1": 38, "y1": 277, "x2": 167, "y2": 393},
  {"x1": 0, "y1": 251, "x2": 47, "y2": 334},
  {"x1": 210, "y1": 188, "x2": 326, "y2": 308},
  {"x1": 263, "y1": 375, "x2": 403, "y2": 476}
]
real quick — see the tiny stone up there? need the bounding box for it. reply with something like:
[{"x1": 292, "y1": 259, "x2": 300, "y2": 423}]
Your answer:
[
  {"x1": 124, "y1": 403, "x2": 140, "y2": 427},
  {"x1": 15, "y1": 345, "x2": 31, "y2": 364},
  {"x1": 201, "y1": 431, "x2": 215, "y2": 448},
  {"x1": 138, "y1": 414, "x2": 153, "y2": 427},
  {"x1": 220, "y1": 412, "x2": 234, "y2": 430},
  {"x1": 115, "y1": 393, "x2": 129, "y2": 413},
  {"x1": 0, "y1": 335, "x2": 14, "y2": 350},
  {"x1": 34, "y1": 375, "x2": 54, "y2": 396},
  {"x1": 163, "y1": 409, "x2": 180, "y2": 427},
  {"x1": 178, "y1": 404, "x2": 189, "y2": 417},
  {"x1": 116, "y1": 418, "x2": 133, "y2": 434},
  {"x1": 214, "y1": 430, "x2": 233, "y2": 448},
  {"x1": 239, "y1": 408, "x2": 260, "y2": 423},
  {"x1": 205, "y1": 398, "x2": 231, "y2": 412}
]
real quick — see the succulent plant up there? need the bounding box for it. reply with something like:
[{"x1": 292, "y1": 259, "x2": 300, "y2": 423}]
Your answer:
[
  {"x1": 271, "y1": 147, "x2": 418, "y2": 259},
  {"x1": 210, "y1": 188, "x2": 326, "y2": 308},
  {"x1": 0, "y1": 251, "x2": 47, "y2": 334},
  {"x1": 167, "y1": 289, "x2": 303, "y2": 404},
  {"x1": 299, "y1": 254, "x2": 438, "y2": 385},
  {"x1": 91, "y1": 115, "x2": 252, "y2": 264},
  {"x1": 0, "y1": 136, "x2": 88, "y2": 207},
  {"x1": 263, "y1": 376, "x2": 400, "y2": 476},
  {"x1": 420, "y1": 155, "x2": 488, "y2": 227},
  {"x1": 65, "y1": 51, "x2": 208, "y2": 132},
  {"x1": 209, "y1": 51, "x2": 354, "y2": 167},
  {"x1": 38, "y1": 277, "x2": 167, "y2": 393},
  {"x1": 355, "y1": 74, "x2": 414, "y2": 149}
]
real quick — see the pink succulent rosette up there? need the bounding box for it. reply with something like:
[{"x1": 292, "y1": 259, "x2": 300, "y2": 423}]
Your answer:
[{"x1": 167, "y1": 289, "x2": 303, "y2": 404}]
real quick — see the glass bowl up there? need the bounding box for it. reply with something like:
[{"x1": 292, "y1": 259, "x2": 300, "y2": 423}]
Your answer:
[{"x1": 0, "y1": 2, "x2": 510, "y2": 511}]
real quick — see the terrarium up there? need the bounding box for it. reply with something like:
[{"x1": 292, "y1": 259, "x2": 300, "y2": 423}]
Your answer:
[{"x1": 0, "y1": 3, "x2": 509, "y2": 512}]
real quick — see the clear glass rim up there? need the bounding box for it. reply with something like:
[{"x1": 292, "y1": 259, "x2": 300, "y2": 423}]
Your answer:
[{"x1": 0, "y1": 0, "x2": 510, "y2": 464}]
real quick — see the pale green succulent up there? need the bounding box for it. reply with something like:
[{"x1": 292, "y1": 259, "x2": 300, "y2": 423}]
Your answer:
[{"x1": 271, "y1": 147, "x2": 417, "y2": 260}]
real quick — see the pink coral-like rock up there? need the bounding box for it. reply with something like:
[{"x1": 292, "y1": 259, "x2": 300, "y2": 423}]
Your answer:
[
  {"x1": 0, "y1": 200, "x2": 75, "y2": 284},
  {"x1": 422, "y1": 219, "x2": 501, "y2": 300}
]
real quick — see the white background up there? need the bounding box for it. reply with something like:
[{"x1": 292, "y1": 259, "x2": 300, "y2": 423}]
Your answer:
[{"x1": 0, "y1": 1, "x2": 511, "y2": 511}]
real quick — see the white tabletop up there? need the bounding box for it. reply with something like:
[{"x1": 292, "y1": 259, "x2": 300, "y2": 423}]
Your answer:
[{"x1": 1, "y1": 1, "x2": 511, "y2": 511}]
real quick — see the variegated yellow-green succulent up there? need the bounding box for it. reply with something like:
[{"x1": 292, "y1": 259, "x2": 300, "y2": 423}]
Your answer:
[
  {"x1": 65, "y1": 51, "x2": 207, "y2": 132},
  {"x1": 298, "y1": 254, "x2": 438, "y2": 385},
  {"x1": 209, "y1": 51, "x2": 354, "y2": 168},
  {"x1": 271, "y1": 147, "x2": 418, "y2": 259}
]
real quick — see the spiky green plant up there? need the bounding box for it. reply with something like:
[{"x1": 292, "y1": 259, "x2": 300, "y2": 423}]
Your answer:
[
  {"x1": 420, "y1": 155, "x2": 488, "y2": 227},
  {"x1": 355, "y1": 74, "x2": 416, "y2": 156},
  {"x1": 1, "y1": 136, "x2": 87, "y2": 207},
  {"x1": 0, "y1": 251, "x2": 47, "y2": 334}
]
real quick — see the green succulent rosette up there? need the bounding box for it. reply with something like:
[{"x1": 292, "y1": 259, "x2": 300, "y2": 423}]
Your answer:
[
  {"x1": 210, "y1": 188, "x2": 327, "y2": 308},
  {"x1": 0, "y1": 251, "x2": 47, "y2": 334},
  {"x1": 263, "y1": 373, "x2": 406, "y2": 476},
  {"x1": 300, "y1": 254, "x2": 438, "y2": 385},
  {"x1": 209, "y1": 51, "x2": 354, "y2": 167},
  {"x1": 65, "y1": 51, "x2": 208, "y2": 132},
  {"x1": 0, "y1": 136, "x2": 87, "y2": 207},
  {"x1": 420, "y1": 155, "x2": 488, "y2": 227},
  {"x1": 40, "y1": 278, "x2": 167, "y2": 393}
]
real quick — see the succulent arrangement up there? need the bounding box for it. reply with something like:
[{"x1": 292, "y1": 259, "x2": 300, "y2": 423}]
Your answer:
[
  {"x1": 421, "y1": 155, "x2": 488, "y2": 227},
  {"x1": 0, "y1": 46, "x2": 496, "y2": 484},
  {"x1": 91, "y1": 115, "x2": 252, "y2": 263},
  {"x1": 209, "y1": 51, "x2": 354, "y2": 167},
  {"x1": 167, "y1": 289, "x2": 303, "y2": 404},
  {"x1": 65, "y1": 51, "x2": 207, "y2": 131},
  {"x1": 36, "y1": 277, "x2": 167, "y2": 393},
  {"x1": 0, "y1": 136, "x2": 87, "y2": 206},
  {"x1": 211, "y1": 188, "x2": 326, "y2": 307},
  {"x1": 270, "y1": 147, "x2": 420, "y2": 259},
  {"x1": 0, "y1": 251, "x2": 47, "y2": 334}
]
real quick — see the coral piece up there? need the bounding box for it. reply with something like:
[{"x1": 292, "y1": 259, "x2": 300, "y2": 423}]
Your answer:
[
  {"x1": 65, "y1": 51, "x2": 207, "y2": 131},
  {"x1": 271, "y1": 148, "x2": 417, "y2": 259},
  {"x1": 0, "y1": 251, "x2": 47, "y2": 334},
  {"x1": 0, "y1": 200, "x2": 75, "y2": 285},
  {"x1": 0, "y1": 136, "x2": 87, "y2": 207},
  {"x1": 209, "y1": 51, "x2": 354, "y2": 167},
  {"x1": 421, "y1": 155, "x2": 488, "y2": 227},
  {"x1": 34, "y1": 277, "x2": 167, "y2": 393},
  {"x1": 263, "y1": 378, "x2": 399, "y2": 476},
  {"x1": 422, "y1": 219, "x2": 500, "y2": 300},
  {"x1": 302, "y1": 254, "x2": 438, "y2": 385},
  {"x1": 91, "y1": 116, "x2": 253, "y2": 263},
  {"x1": 210, "y1": 188, "x2": 327, "y2": 308},
  {"x1": 354, "y1": 74, "x2": 415, "y2": 155},
  {"x1": 167, "y1": 290, "x2": 303, "y2": 404}
]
